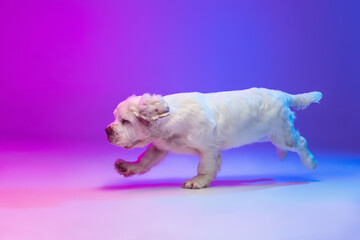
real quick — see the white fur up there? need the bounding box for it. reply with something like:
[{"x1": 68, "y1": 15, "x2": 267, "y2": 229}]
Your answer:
[{"x1": 106, "y1": 88, "x2": 322, "y2": 189}]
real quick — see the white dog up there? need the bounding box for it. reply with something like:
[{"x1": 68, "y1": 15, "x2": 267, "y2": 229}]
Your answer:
[{"x1": 106, "y1": 88, "x2": 322, "y2": 189}]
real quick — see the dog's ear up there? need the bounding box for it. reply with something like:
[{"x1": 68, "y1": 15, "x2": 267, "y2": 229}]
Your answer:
[{"x1": 133, "y1": 94, "x2": 170, "y2": 121}]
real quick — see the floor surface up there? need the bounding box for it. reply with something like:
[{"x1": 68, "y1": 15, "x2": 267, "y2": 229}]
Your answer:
[{"x1": 0, "y1": 141, "x2": 359, "y2": 240}]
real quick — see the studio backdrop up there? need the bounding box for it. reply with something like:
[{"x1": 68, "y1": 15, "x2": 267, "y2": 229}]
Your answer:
[{"x1": 0, "y1": 0, "x2": 359, "y2": 151}]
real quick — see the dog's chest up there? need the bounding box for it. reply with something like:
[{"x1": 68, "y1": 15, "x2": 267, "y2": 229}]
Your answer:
[{"x1": 153, "y1": 135, "x2": 199, "y2": 155}]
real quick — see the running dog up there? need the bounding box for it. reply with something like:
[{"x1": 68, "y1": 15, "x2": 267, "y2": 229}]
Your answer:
[{"x1": 105, "y1": 88, "x2": 322, "y2": 189}]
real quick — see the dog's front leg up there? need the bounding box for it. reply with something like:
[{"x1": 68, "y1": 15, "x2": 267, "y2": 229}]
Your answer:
[
  {"x1": 114, "y1": 144, "x2": 168, "y2": 177},
  {"x1": 182, "y1": 150, "x2": 221, "y2": 189}
]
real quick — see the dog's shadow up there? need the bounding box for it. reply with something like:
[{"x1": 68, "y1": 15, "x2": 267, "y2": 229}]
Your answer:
[{"x1": 100, "y1": 176, "x2": 319, "y2": 191}]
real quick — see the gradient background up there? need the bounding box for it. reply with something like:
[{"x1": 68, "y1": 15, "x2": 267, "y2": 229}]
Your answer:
[
  {"x1": 0, "y1": 0, "x2": 359, "y2": 150},
  {"x1": 1, "y1": 2, "x2": 360, "y2": 239}
]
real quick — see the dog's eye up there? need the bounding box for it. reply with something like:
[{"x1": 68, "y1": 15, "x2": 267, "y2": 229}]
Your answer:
[{"x1": 121, "y1": 119, "x2": 130, "y2": 124}]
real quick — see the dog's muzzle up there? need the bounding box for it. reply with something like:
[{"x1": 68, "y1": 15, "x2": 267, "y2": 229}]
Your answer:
[{"x1": 105, "y1": 126, "x2": 114, "y2": 136}]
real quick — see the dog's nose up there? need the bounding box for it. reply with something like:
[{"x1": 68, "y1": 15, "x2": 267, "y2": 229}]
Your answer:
[{"x1": 105, "y1": 126, "x2": 113, "y2": 135}]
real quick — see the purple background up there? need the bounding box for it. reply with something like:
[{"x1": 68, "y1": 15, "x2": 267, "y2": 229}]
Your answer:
[{"x1": 0, "y1": 0, "x2": 359, "y2": 150}]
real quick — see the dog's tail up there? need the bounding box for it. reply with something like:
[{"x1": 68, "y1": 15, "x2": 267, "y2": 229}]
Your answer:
[{"x1": 287, "y1": 91, "x2": 323, "y2": 110}]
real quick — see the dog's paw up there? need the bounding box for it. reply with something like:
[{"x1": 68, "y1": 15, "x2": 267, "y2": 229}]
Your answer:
[
  {"x1": 304, "y1": 158, "x2": 317, "y2": 170},
  {"x1": 114, "y1": 159, "x2": 137, "y2": 177},
  {"x1": 301, "y1": 154, "x2": 317, "y2": 170},
  {"x1": 182, "y1": 175, "x2": 212, "y2": 189}
]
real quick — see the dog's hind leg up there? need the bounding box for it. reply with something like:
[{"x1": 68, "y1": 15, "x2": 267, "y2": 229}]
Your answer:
[
  {"x1": 270, "y1": 127, "x2": 317, "y2": 170},
  {"x1": 270, "y1": 108, "x2": 317, "y2": 170},
  {"x1": 182, "y1": 150, "x2": 221, "y2": 189},
  {"x1": 294, "y1": 135, "x2": 317, "y2": 170}
]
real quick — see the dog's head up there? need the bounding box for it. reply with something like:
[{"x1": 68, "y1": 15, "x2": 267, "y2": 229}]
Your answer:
[{"x1": 105, "y1": 94, "x2": 170, "y2": 149}]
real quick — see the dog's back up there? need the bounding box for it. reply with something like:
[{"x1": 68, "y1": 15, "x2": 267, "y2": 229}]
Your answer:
[{"x1": 163, "y1": 88, "x2": 321, "y2": 150}]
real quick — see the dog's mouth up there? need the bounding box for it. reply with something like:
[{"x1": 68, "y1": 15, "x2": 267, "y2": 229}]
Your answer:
[
  {"x1": 123, "y1": 139, "x2": 146, "y2": 149},
  {"x1": 107, "y1": 137, "x2": 147, "y2": 149}
]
